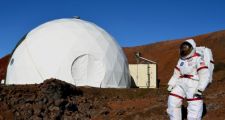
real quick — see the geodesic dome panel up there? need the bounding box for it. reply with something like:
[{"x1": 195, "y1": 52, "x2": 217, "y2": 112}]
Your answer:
[{"x1": 6, "y1": 18, "x2": 131, "y2": 88}]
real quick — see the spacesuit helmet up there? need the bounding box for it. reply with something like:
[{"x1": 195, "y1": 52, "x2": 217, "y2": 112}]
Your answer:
[{"x1": 180, "y1": 41, "x2": 193, "y2": 58}]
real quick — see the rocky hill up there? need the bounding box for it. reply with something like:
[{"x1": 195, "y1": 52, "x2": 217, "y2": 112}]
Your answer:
[
  {"x1": 0, "y1": 54, "x2": 11, "y2": 82},
  {"x1": 123, "y1": 30, "x2": 225, "y2": 85}
]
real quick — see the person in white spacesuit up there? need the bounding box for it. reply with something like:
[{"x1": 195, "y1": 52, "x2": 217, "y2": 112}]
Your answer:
[{"x1": 167, "y1": 39, "x2": 210, "y2": 120}]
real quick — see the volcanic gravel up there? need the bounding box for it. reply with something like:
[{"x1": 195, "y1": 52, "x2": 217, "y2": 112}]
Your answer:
[
  {"x1": 0, "y1": 79, "x2": 110, "y2": 120},
  {"x1": 0, "y1": 78, "x2": 225, "y2": 120}
]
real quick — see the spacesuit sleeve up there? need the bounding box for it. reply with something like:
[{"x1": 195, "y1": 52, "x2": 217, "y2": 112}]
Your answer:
[
  {"x1": 196, "y1": 58, "x2": 210, "y2": 91},
  {"x1": 168, "y1": 66, "x2": 180, "y2": 87}
]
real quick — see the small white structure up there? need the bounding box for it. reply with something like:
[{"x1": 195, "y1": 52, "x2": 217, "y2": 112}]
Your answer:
[
  {"x1": 129, "y1": 53, "x2": 157, "y2": 88},
  {"x1": 129, "y1": 64, "x2": 157, "y2": 88},
  {"x1": 6, "y1": 18, "x2": 131, "y2": 88}
]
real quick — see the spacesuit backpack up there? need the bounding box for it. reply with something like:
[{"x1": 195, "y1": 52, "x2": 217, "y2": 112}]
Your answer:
[{"x1": 196, "y1": 47, "x2": 214, "y2": 83}]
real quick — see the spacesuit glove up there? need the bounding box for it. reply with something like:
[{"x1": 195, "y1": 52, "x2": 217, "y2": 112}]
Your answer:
[
  {"x1": 167, "y1": 86, "x2": 174, "y2": 92},
  {"x1": 193, "y1": 89, "x2": 203, "y2": 99}
]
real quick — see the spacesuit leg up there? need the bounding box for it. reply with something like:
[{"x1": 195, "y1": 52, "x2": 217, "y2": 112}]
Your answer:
[
  {"x1": 167, "y1": 85, "x2": 185, "y2": 120},
  {"x1": 187, "y1": 88, "x2": 203, "y2": 120}
]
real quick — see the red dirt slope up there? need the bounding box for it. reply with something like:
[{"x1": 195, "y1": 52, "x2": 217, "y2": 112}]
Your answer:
[
  {"x1": 0, "y1": 54, "x2": 11, "y2": 82},
  {"x1": 123, "y1": 30, "x2": 225, "y2": 85}
]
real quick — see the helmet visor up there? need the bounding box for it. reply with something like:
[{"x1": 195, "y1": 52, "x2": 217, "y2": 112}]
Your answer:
[{"x1": 180, "y1": 42, "x2": 193, "y2": 58}]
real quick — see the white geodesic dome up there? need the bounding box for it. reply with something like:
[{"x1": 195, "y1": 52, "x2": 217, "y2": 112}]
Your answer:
[{"x1": 6, "y1": 18, "x2": 131, "y2": 88}]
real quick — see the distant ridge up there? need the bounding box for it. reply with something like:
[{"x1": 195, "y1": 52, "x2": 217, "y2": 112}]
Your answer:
[
  {"x1": 0, "y1": 54, "x2": 11, "y2": 81},
  {"x1": 123, "y1": 30, "x2": 225, "y2": 85}
]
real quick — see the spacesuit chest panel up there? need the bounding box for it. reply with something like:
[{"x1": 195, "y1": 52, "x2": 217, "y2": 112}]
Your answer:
[{"x1": 178, "y1": 58, "x2": 197, "y2": 75}]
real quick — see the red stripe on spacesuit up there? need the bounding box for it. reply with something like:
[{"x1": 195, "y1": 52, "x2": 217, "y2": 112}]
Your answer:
[
  {"x1": 180, "y1": 74, "x2": 193, "y2": 78},
  {"x1": 175, "y1": 66, "x2": 180, "y2": 71},
  {"x1": 197, "y1": 66, "x2": 208, "y2": 72},
  {"x1": 169, "y1": 93, "x2": 184, "y2": 100},
  {"x1": 187, "y1": 98, "x2": 203, "y2": 101},
  {"x1": 186, "y1": 53, "x2": 200, "y2": 59},
  {"x1": 192, "y1": 53, "x2": 201, "y2": 57}
]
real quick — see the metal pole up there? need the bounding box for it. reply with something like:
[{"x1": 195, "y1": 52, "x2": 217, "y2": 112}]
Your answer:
[
  {"x1": 147, "y1": 64, "x2": 150, "y2": 88},
  {"x1": 136, "y1": 63, "x2": 138, "y2": 86}
]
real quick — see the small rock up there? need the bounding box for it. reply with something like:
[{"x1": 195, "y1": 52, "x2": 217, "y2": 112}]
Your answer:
[
  {"x1": 116, "y1": 109, "x2": 125, "y2": 115},
  {"x1": 66, "y1": 103, "x2": 78, "y2": 112},
  {"x1": 49, "y1": 106, "x2": 60, "y2": 111}
]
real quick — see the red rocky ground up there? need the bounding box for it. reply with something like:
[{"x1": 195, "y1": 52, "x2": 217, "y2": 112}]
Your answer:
[{"x1": 0, "y1": 78, "x2": 225, "y2": 120}]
